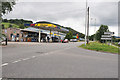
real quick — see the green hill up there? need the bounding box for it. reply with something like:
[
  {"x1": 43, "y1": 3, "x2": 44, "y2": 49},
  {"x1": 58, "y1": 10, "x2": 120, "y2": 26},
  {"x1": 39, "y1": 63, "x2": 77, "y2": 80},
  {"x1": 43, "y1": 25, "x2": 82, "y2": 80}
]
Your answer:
[{"x1": 1, "y1": 22, "x2": 19, "y2": 28}]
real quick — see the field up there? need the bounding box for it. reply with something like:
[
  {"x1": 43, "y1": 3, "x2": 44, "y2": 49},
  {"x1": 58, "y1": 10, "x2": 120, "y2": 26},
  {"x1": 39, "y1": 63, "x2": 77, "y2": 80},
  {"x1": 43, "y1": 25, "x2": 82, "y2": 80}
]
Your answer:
[{"x1": 79, "y1": 42, "x2": 119, "y2": 54}]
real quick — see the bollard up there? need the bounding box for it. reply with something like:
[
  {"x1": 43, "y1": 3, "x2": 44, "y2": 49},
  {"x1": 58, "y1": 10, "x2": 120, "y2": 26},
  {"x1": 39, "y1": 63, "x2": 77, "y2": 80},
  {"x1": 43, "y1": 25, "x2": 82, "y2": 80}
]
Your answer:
[{"x1": 5, "y1": 38, "x2": 7, "y2": 45}]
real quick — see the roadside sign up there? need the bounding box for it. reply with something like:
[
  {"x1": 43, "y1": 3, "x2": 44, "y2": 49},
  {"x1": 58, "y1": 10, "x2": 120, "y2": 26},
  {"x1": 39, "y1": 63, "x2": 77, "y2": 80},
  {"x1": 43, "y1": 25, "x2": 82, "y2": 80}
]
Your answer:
[
  {"x1": 101, "y1": 35, "x2": 111, "y2": 38},
  {"x1": 101, "y1": 32, "x2": 114, "y2": 40},
  {"x1": 104, "y1": 32, "x2": 114, "y2": 35},
  {"x1": 101, "y1": 38, "x2": 112, "y2": 40}
]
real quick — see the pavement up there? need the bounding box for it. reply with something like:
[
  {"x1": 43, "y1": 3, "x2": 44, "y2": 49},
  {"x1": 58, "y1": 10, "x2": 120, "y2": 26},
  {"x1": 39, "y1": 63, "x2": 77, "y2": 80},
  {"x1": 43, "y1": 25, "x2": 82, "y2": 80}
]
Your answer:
[{"x1": 1, "y1": 42, "x2": 118, "y2": 78}]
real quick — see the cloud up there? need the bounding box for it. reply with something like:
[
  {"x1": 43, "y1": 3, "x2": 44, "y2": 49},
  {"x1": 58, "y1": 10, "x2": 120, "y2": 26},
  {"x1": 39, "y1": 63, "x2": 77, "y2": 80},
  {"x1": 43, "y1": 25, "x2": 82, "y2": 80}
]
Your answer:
[
  {"x1": 17, "y1": 0, "x2": 119, "y2": 2},
  {"x1": 89, "y1": 2, "x2": 118, "y2": 26},
  {"x1": 2, "y1": 1, "x2": 118, "y2": 36}
]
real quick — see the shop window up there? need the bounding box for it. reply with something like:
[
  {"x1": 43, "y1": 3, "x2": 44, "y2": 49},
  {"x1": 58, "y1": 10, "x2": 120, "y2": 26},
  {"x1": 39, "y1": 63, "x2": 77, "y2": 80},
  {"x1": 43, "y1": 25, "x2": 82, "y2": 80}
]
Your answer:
[
  {"x1": 17, "y1": 34, "x2": 19, "y2": 37},
  {"x1": 22, "y1": 34, "x2": 23, "y2": 37},
  {"x1": 11, "y1": 34, "x2": 13, "y2": 37}
]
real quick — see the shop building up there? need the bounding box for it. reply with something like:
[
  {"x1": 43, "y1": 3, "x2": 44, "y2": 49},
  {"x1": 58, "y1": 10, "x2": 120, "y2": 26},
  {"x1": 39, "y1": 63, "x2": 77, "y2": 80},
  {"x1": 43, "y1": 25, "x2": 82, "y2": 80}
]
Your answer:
[
  {"x1": 2, "y1": 28, "x2": 22, "y2": 42},
  {"x1": 2, "y1": 27, "x2": 67, "y2": 42}
]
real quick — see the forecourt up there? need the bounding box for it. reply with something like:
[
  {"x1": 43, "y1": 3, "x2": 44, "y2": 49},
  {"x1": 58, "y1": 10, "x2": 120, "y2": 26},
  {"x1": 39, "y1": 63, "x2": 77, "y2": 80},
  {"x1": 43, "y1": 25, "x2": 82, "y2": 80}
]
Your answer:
[{"x1": 24, "y1": 21, "x2": 69, "y2": 43}]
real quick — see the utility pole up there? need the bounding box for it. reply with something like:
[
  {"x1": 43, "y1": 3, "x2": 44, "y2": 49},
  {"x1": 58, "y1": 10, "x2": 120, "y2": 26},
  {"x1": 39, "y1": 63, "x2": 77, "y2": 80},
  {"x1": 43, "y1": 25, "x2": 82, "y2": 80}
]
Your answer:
[
  {"x1": 85, "y1": 0, "x2": 87, "y2": 46},
  {"x1": 0, "y1": 2, "x2": 1, "y2": 24},
  {"x1": 87, "y1": 7, "x2": 89, "y2": 44},
  {"x1": 94, "y1": 18, "x2": 96, "y2": 41}
]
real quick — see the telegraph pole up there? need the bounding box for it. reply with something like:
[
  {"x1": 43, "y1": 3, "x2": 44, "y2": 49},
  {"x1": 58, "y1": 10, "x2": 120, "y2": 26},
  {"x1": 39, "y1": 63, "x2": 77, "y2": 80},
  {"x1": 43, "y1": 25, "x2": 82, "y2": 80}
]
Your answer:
[
  {"x1": 94, "y1": 18, "x2": 96, "y2": 41},
  {"x1": 85, "y1": 0, "x2": 87, "y2": 46},
  {"x1": 87, "y1": 7, "x2": 89, "y2": 44}
]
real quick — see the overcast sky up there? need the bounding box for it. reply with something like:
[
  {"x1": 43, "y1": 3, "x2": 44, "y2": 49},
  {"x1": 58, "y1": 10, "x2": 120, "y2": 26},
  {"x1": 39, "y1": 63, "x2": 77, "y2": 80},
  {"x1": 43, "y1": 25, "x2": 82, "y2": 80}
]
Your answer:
[{"x1": 2, "y1": 0, "x2": 119, "y2": 36}]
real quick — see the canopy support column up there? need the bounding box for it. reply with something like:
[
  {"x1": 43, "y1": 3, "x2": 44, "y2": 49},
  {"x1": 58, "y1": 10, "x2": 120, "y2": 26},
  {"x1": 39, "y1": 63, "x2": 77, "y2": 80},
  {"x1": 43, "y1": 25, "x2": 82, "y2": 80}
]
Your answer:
[
  {"x1": 58, "y1": 31, "x2": 60, "y2": 42},
  {"x1": 49, "y1": 29, "x2": 52, "y2": 42},
  {"x1": 50, "y1": 29, "x2": 51, "y2": 38},
  {"x1": 39, "y1": 29, "x2": 41, "y2": 43}
]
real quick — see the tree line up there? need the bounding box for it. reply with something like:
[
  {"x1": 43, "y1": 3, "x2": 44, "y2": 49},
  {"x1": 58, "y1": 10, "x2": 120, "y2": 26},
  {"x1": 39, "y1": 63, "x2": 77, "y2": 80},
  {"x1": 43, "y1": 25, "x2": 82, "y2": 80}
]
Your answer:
[
  {"x1": 65, "y1": 27, "x2": 85, "y2": 40},
  {"x1": 2, "y1": 19, "x2": 33, "y2": 29},
  {"x1": 2, "y1": 19, "x2": 33, "y2": 24}
]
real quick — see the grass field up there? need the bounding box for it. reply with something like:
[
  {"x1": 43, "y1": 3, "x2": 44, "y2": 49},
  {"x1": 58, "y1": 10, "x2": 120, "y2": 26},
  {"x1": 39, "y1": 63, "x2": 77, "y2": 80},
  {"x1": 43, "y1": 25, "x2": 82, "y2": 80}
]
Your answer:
[
  {"x1": 79, "y1": 42, "x2": 119, "y2": 54},
  {"x1": 1, "y1": 22, "x2": 19, "y2": 28}
]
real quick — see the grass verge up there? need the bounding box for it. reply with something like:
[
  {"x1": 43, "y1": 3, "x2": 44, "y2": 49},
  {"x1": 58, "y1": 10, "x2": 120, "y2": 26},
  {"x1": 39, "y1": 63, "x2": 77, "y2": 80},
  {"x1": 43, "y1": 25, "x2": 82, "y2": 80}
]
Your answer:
[{"x1": 79, "y1": 42, "x2": 119, "y2": 54}]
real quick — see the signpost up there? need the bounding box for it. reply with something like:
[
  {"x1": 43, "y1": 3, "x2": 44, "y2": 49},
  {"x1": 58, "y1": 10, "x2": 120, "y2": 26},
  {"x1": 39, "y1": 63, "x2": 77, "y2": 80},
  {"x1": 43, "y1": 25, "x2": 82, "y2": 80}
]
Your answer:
[
  {"x1": 101, "y1": 32, "x2": 114, "y2": 45},
  {"x1": 101, "y1": 38, "x2": 112, "y2": 40}
]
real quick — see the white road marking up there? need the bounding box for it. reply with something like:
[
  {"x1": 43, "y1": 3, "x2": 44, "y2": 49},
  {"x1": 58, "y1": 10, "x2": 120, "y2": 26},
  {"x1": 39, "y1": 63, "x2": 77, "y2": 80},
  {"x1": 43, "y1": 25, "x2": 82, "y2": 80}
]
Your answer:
[
  {"x1": 22, "y1": 58, "x2": 30, "y2": 61},
  {"x1": 2, "y1": 46, "x2": 76, "y2": 65},
  {"x1": 12, "y1": 60, "x2": 21, "y2": 63},
  {"x1": 109, "y1": 53, "x2": 117, "y2": 55},
  {"x1": 31, "y1": 56, "x2": 36, "y2": 58},
  {"x1": 1, "y1": 63, "x2": 8, "y2": 67}
]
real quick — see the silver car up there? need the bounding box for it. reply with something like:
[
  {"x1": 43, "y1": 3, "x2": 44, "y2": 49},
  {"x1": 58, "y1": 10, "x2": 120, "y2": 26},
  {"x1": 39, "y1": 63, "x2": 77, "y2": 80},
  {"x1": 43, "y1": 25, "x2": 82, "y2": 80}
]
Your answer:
[
  {"x1": 0, "y1": 35, "x2": 6, "y2": 43},
  {"x1": 118, "y1": 42, "x2": 120, "y2": 45}
]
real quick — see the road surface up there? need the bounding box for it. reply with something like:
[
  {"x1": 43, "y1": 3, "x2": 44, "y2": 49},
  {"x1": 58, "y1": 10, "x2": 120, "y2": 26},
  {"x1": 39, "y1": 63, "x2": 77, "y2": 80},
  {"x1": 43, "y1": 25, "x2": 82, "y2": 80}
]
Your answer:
[{"x1": 2, "y1": 42, "x2": 118, "y2": 78}]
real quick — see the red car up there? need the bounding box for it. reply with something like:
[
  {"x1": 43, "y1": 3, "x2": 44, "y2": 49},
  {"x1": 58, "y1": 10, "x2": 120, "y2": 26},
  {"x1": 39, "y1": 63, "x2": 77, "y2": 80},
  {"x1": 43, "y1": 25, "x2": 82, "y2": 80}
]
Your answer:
[{"x1": 62, "y1": 39, "x2": 69, "y2": 43}]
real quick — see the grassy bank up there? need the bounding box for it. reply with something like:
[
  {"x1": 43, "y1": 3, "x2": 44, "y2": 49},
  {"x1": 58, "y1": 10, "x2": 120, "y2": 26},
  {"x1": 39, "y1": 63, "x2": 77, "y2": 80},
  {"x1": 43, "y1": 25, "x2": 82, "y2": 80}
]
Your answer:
[{"x1": 79, "y1": 42, "x2": 119, "y2": 54}]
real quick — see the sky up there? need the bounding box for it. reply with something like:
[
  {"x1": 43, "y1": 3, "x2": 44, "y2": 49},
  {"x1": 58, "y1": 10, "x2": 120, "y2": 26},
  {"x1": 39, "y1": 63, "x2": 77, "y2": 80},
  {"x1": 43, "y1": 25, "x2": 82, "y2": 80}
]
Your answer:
[{"x1": 2, "y1": 0, "x2": 119, "y2": 36}]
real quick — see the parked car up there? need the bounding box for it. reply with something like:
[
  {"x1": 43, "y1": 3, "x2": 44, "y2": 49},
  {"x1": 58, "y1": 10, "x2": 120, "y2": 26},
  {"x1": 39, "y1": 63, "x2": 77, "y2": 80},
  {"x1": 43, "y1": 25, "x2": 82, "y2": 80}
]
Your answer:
[
  {"x1": 118, "y1": 42, "x2": 120, "y2": 45},
  {"x1": 0, "y1": 38, "x2": 2, "y2": 43},
  {"x1": 62, "y1": 39, "x2": 69, "y2": 43},
  {"x1": 70, "y1": 39, "x2": 78, "y2": 42},
  {"x1": 0, "y1": 35, "x2": 6, "y2": 43},
  {"x1": 52, "y1": 37, "x2": 59, "y2": 42}
]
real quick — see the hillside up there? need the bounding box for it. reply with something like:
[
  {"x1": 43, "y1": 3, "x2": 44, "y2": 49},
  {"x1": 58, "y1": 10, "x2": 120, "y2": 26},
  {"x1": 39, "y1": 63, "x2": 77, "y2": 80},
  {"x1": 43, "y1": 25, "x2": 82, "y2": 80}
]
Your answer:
[
  {"x1": 64, "y1": 27, "x2": 85, "y2": 38},
  {"x1": 1, "y1": 22, "x2": 20, "y2": 28},
  {"x1": 2, "y1": 19, "x2": 33, "y2": 29}
]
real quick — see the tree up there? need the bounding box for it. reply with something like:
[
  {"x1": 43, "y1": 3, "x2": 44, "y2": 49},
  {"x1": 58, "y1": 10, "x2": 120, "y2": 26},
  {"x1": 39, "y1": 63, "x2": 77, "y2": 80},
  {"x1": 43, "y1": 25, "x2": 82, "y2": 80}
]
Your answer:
[
  {"x1": 65, "y1": 27, "x2": 85, "y2": 38},
  {"x1": 19, "y1": 24, "x2": 24, "y2": 29},
  {"x1": 9, "y1": 24, "x2": 12, "y2": 28},
  {"x1": 0, "y1": 1, "x2": 15, "y2": 39},
  {"x1": 2, "y1": 19, "x2": 8, "y2": 22},
  {"x1": 2, "y1": 24, "x2": 5, "y2": 29},
  {"x1": 9, "y1": 19, "x2": 15, "y2": 23},
  {"x1": 95, "y1": 25, "x2": 109, "y2": 42},
  {"x1": 1, "y1": 2, "x2": 15, "y2": 15},
  {"x1": 89, "y1": 34, "x2": 95, "y2": 41},
  {"x1": 65, "y1": 31, "x2": 73, "y2": 40}
]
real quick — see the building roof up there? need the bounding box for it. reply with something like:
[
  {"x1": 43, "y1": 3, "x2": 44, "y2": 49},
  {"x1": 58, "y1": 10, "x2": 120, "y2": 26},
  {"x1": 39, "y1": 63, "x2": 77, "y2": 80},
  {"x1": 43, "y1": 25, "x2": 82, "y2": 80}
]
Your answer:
[
  {"x1": 20, "y1": 27, "x2": 67, "y2": 37},
  {"x1": 20, "y1": 27, "x2": 52, "y2": 34},
  {"x1": 20, "y1": 27, "x2": 39, "y2": 33}
]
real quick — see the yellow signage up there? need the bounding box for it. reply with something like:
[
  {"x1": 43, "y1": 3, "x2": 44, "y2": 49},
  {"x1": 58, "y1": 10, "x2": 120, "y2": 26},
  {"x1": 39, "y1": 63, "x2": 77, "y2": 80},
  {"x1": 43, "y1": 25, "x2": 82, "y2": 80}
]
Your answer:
[{"x1": 35, "y1": 24, "x2": 57, "y2": 28}]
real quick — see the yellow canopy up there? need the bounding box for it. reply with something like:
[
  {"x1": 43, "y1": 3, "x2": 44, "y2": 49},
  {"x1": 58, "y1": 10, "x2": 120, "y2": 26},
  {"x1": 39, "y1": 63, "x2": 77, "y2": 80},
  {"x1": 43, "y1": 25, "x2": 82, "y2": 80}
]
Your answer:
[{"x1": 50, "y1": 33, "x2": 53, "y2": 35}]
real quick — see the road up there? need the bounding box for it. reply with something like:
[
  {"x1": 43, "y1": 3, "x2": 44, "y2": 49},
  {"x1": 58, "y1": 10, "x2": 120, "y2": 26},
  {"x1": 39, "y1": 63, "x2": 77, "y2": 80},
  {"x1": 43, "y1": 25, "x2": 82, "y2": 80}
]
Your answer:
[{"x1": 2, "y1": 42, "x2": 118, "y2": 78}]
